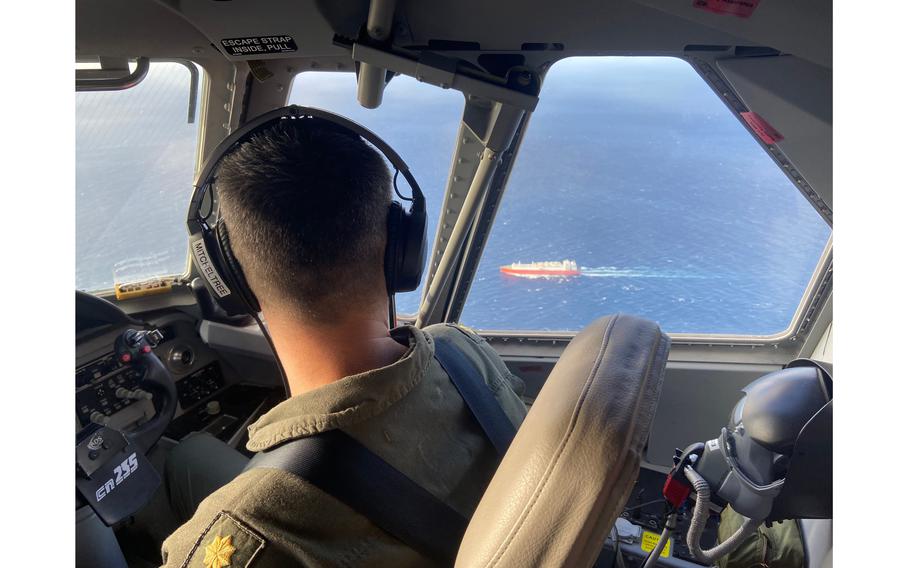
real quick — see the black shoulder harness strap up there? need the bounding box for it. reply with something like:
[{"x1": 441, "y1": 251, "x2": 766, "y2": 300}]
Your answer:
[
  {"x1": 432, "y1": 334, "x2": 517, "y2": 455},
  {"x1": 247, "y1": 428, "x2": 467, "y2": 562},
  {"x1": 245, "y1": 334, "x2": 518, "y2": 564}
]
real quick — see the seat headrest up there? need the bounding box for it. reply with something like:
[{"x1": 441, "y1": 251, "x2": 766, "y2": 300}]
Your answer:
[{"x1": 456, "y1": 314, "x2": 670, "y2": 568}]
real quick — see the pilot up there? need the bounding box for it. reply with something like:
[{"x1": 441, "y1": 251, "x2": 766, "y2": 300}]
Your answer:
[{"x1": 160, "y1": 118, "x2": 527, "y2": 566}]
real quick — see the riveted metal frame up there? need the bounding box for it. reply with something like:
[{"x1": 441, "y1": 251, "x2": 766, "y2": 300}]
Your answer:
[
  {"x1": 421, "y1": 111, "x2": 483, "y2": 304},
  {"x1": 686, "y1": 55, "x2": 832, "y2": 224},
  {"x1": 444, "y1": 110, "x2": 532, "y2": 324},
  {"x1": 435, "y1": 54, "x2": 833, "y2": 365},
  {"x1": 416, "y1": 96, "x2": 531, "y2": 328},
  {"x1": 339, "y1": 41, "x2": 539, "y2": 326}
]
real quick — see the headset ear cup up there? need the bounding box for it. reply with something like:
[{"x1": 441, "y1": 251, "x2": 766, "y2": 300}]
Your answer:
[
  {"x1": 402, "y1": 200, "x2": 427, "y2": 292},
  {"x1": 215, "y1": 222, "x2": 261, "y2": 313},
  {"x1": 385, "y1": 202, "x2": 404, "y2": 295},
  {"x1": 386, "y1": 199, "x2": 426, "y2": 294}
]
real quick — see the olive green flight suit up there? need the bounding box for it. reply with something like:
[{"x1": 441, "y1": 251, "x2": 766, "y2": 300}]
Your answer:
[{"x1": 161, "y1": 323, "x2": 527, "y2": 567}]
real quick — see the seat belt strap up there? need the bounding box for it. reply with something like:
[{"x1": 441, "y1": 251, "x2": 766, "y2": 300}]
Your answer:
[
  {"x1": 246, "y1": 429, "x2": 467, "y2": 564},
  {"x1": 245, "y1": 333, "x2": 516, "y2": 562},
  {"x1": 432, "y1": 334, "x2": 517, "y2": 456}
]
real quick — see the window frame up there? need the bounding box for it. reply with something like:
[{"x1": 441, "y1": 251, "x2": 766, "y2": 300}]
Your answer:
[
  {"x1": 75, "y1": 58, "x2": 210, "y2": 296},
  {"x1": 78, "y1": 55, "x2": 832, "y2": 347},
  {"x1": 441, "y1": 55, "x2": 833, "y2": 344}
]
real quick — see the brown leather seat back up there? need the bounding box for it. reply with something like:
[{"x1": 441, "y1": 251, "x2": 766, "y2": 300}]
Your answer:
[{"x1": 456, "y1": 314, "x2": 670, "y2": 568}]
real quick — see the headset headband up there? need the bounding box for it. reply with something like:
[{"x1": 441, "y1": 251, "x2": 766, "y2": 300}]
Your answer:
[
  {"x1": 188, "y1": 106, "x2": 424, "y2": 233},
  {"x1": 186, "y1": 105, "x2": 427, "y2": 316}
]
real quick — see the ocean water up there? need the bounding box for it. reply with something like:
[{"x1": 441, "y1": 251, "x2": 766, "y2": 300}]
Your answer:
[
  {"x1": 76, "y1": 59, "x2": 831, "y2": 336},
  {"x1": 459, "y1": 58, "x2": 831, "y2": 334},
  {"x1": 76, "y1": 64, "x2": 199, "y2": 292}
]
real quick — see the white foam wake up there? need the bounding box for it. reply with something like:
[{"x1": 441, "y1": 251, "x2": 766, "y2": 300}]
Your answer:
[{"x1": 581, "y1": 266, "x2": 707, "y2": 279}]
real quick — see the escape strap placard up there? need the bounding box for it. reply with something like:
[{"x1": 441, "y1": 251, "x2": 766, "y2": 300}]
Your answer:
[{"x1": 220, "y1": 36, "x2": 298, "y2": 56}]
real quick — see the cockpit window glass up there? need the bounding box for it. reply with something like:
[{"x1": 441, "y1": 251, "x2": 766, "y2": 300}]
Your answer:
[
  {"x1": 76, "y1": 61, "x2": 201, "y2": 292},
  {"x1": 288, "y1": 72, "x2": 464, "y2": 314},
  {"x1": 460, "y1": 57, "x2": 831, "y2": 335}
]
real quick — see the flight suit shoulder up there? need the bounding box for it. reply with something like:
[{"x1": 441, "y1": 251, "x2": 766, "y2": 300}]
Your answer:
[
  {"x1": 161, "y1": 466, "x2": 428, "y2": 567},
  {"x1": 423, "y1": 323, "x2": 528, "y2": 423}
]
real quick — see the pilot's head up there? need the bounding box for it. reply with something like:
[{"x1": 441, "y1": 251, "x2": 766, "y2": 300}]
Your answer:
[{"x1": 215, "y1": 119, "x2": 392, "y2": 323}]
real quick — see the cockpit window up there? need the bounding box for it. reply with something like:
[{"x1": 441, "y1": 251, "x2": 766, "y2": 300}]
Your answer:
[
  {"x1": 288, "y1": 72, "x2": 464, "y2": 314},
  {"x1": 460, "y1": 57, "x2": 831, "y2": 335},
  {"x1": 76, "y1": 61, "x2": 201, "y2": 292}
]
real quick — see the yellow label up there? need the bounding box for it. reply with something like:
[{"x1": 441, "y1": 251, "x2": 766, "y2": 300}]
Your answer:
[
  {"x1": 641, "y1": 530, "x2": 671, "y2": 558},
  {"x1": 114, "y1": 278, "x2": 173, "y2": 300}
]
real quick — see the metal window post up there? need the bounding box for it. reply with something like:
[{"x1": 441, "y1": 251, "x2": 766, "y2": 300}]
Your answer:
[
  {"x1": 416, "y1": 146, "x2": 501, "y2": 327},
  {"x1": 341, "y1": 35, "x2": 537, "y2": 326}
]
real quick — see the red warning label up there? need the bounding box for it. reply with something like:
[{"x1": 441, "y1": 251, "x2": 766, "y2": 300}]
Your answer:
[
  {"x1": 740, "y1": 111, "x2": 784, "y2": 144},
  {"x1": 693, "y1": 0, "x2": 762, "y2": 18}
]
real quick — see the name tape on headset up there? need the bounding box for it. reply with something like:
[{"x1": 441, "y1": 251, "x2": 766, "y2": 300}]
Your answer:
[{"x1": 191, "y1": 238, "x2": 232, "y2": 298}]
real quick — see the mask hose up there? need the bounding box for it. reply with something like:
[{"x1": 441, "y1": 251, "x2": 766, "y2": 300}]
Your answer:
[
  {"x1": 683, "y1": 466, "x2": 763, "y2": 564},
  {"x1": 641, "y1": 512, "x2": 676, "y2": 568}
]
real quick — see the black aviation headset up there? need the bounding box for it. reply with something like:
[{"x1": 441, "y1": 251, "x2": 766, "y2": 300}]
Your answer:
[{"x1": 186, "y1": 105, "x2": 427, "y2": 318}]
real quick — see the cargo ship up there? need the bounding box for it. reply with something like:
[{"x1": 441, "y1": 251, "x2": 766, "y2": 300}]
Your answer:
[{"x1": 499, "y1": 260, "x2": 581, "y2": 277}]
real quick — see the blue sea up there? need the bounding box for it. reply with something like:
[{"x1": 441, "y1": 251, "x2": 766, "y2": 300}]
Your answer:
[{"x1": 76, "y1": 58, "x2": 831, "y2": 336}]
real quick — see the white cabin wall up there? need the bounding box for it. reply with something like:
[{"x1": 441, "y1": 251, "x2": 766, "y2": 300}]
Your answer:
[{"x1": 811, "y1": 323, "x2": 833, "y2": 363}]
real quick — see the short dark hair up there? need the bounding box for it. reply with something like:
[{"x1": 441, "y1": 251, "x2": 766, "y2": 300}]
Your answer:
[{"x1": 216, "y1": 118, "x2": 392, "y2": 321}]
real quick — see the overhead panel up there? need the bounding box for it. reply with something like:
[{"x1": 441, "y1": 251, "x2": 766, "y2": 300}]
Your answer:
[
  {"x1": 177, "y1": 0, "x2": 350, "y2": 60},
  {"x1": 75, "y1": 0, "x2": 214, "y2": 59},
  {"x1": 78, "y1": 1, "x2": 830, "y2": 70},
  {"x1": 717, "y1": 55, "x2": 832, "y2": 216},
  {"x1": 397, "y1": 0, "x2": 752, "y2": 53},
  {"x1": 633, "y1": 0, "x2": 832, "y2": 68}
]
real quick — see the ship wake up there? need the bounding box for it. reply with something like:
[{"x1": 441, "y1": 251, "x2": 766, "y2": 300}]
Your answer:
[{"x1": 581, "y1": 266, "x2": 708, "y2": 279}]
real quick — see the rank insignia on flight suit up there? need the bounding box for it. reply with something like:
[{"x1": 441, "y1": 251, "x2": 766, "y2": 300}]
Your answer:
[
  {"x1": 182, "y1": 511, "x2": 266, "y2": 568},
  {"x1": 204, "y1": 535, "x2": 234, "y2": 568}
]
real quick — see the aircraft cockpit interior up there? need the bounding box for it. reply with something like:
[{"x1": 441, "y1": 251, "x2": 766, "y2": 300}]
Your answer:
[{"x1": 59, "y1": 1, "x2": 848, "y2": 566}]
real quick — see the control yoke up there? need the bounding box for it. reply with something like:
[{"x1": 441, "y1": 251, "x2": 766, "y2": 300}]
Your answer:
[{"x1": 75, "y1": 329, "x2": 178, "y2": 526}]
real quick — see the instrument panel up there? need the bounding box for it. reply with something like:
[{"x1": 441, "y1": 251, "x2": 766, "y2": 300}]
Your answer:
[
  {"x1": 175, "y1": 361, "x2": 226, "y2": 408},
  {"x1": 75, "y1": 310, "x2": 248, "y2": 438},
  {"x1": 75, "y1": 353, "x2": 144, "y2": 427}
]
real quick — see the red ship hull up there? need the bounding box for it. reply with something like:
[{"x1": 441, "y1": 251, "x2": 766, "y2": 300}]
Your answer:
[{"x1": 499, "y1": 267, "x2": 581, "y2": 276}]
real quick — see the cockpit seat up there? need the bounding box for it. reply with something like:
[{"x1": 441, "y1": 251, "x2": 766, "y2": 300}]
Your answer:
[{"x1": 456, "y1": 314, "x2": 670, "y2": 567}]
